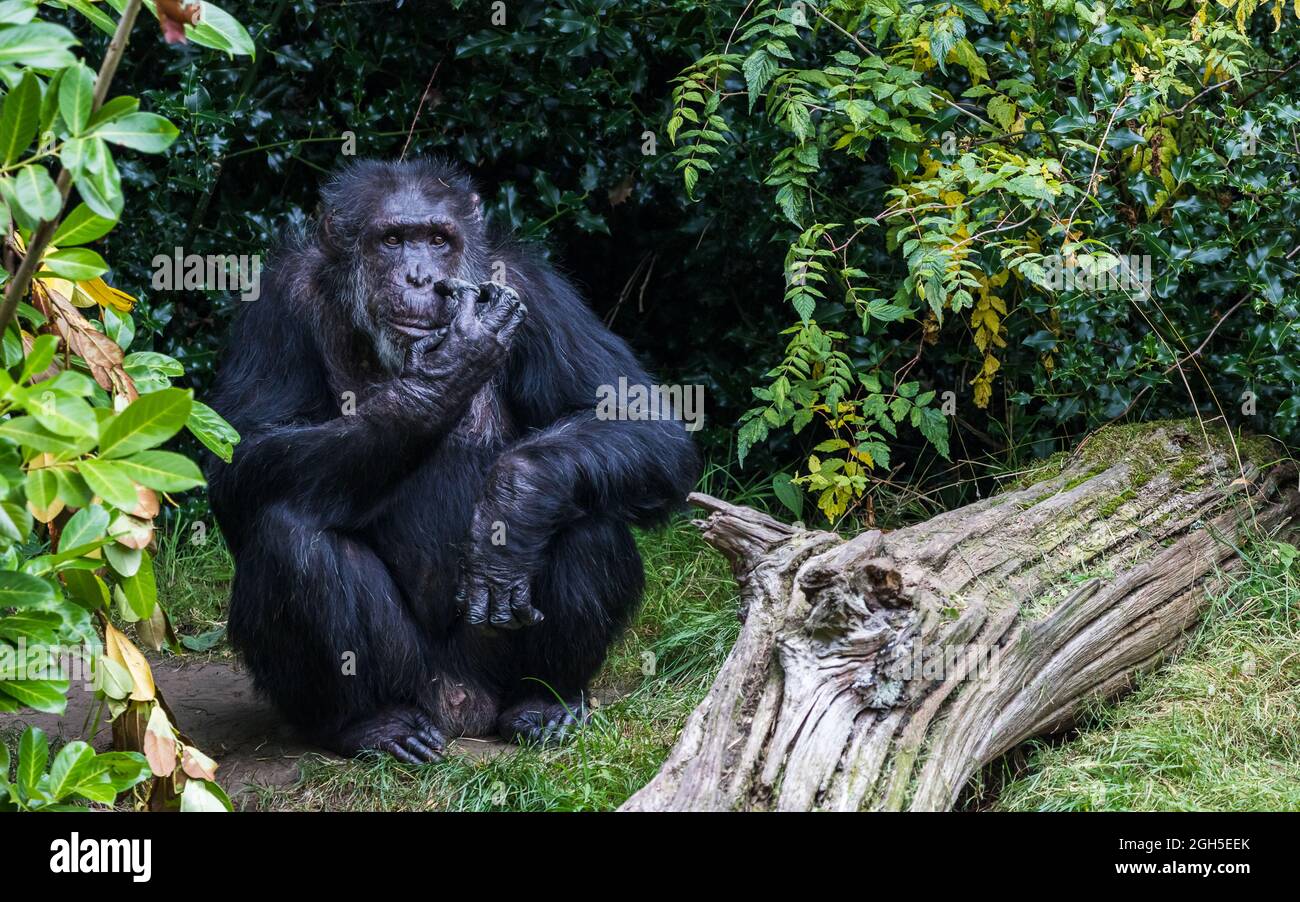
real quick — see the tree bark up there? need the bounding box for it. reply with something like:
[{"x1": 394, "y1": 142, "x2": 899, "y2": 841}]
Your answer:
[{"x1": 622, "y1": 422, "x2": 1300, "y2": 811}]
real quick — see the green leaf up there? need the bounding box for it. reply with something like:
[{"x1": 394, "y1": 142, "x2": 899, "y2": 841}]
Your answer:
[
  {"x1": 912, "y1": 405, "x2": 951, "y2": 460},
  {"x1": 50, "y1": 203, "x2": 115, "y2": 246},
  {"x1": 119, "y1": 550, "x2": 157, "y2": 621},
  {"x1": 61, "y1": 0, "x2": 119, "y2": 37},
  {"x1": 0, "y1": 416, "x2": 96, "y2": 456},
  {"x1": 92, "y1": 654, "x2": 133, "y2": 699},
  {"x1": 19, "y1": 333, "x2": 57, "y2": 382},
  {"x1": 772, "y1": 472, "x2": 803, "y2": 519},
  {"x1": 181, "y1": 625, "x2": 226, "y2": 652},
  {"x1": 0, "y1": 570, "x2": 55, "y2": 607},
  {"x1": 10, "y1": 164, "x2": 60, "y2": 222},
  {"x1": 0, "y1": 70, "x2": 40, "y2": 166},
  {"x1": 57, "y1": 61, "x2": 95, "y2": 135},
  {"x1": 104, "y1": 541, "x2": 140, "y2": 578},
  {"x1": 0, "y1": 678, "x2": 68, "y2": 715},
  {"x1": 91, "y1": 112, "x2": 179, "y2": 154},
  {"x1": 114, "y1": 451, "x2": 205, "y2": 491},
  {"x1": 16, "y1": 727, "x2": 48, "y2": 801},
  {"x1": 85, "y1": 751, "x2": 150, "y2": 792},
  {"x1": 59, "y1": 504, "x2": 110, "y2": 555},
  {"x1": 40, "y1": 247, "x2": 108, "y2": 281},
  {"x1": 87, "y1": 95, "x2": 139, "y2": 129},
  {"x1": 98, "y1": 387, "x2": 193, "y2": 458},
  {"x1": 47, "y1": 741, "x2": 95, "y2": 800},
  {"x1": 65, "y1": 137, "x2": 122, "y2": 219},
  {"x1": 185, "y1": 2, "x2": 257, "y2": 58},
  {"x1": 62, "y1": 569, "x2": 109, "y2": 612},
  {"x1": 0, "y1": 1, "x2": 38, "y2": 26},
  {"x1": 186, "y1": 400, "x2": 238, "y2": 462},
  {"x1": 180, "y1": 777, "x2": 232, "y2": 812},
  {"x1": 24, "y1": 467, "x2": 58, "y2": 514},
  {"x1": 0, "y1": 22, "x2": 78, "y2": 69},
  {"x1": 28, "y1": 393, "x2": 97, "y2": 438},
  {"x1": 77, "y1": 458, "x2": 140, "y2": 510},
  {"x1": 0, "y1": 500, "x2": 32, "y2": 543},
  {"x1": 742, "y1": 48, "x2": 778, "y2": 110}
]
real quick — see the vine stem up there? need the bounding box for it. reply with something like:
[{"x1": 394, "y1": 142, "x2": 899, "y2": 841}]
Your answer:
[{"x1": 0, "y1": 0, "x2": 145, "y2": 338}]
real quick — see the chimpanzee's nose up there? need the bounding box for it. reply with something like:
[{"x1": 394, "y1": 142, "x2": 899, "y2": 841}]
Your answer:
[{"x1": 406, "y1": 266, "x2": 432, "y2": 288}]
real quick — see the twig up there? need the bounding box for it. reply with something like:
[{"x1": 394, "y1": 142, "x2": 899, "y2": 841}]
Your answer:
[
  {"x1": 400, "y1": 55, "x2": 444, "y2": 161},
  {"x1": 1100, "y1": 294, "x2": 1249, "y2": 427}
]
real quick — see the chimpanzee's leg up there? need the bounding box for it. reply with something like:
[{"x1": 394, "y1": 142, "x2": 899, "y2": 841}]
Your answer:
[
  {"x1": 496, "y1": 517, "x2": 644, "y2": 743},
  {"x1": 226, "y1": 503, "x2": 446, "y2": 762}
]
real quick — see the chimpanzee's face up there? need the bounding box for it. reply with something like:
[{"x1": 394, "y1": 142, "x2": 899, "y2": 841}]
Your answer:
[{"x1": 353, "y1": 183, "x2": 482, "y2": 371}]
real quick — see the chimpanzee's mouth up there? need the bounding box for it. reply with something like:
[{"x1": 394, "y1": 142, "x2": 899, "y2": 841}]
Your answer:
[{"x1": 386, "y1": 318, "x2": 443, "y2": 338}]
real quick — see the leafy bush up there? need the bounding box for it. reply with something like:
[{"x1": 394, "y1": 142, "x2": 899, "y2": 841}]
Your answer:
[
  {"x1": 0, "y1": 0, "x2": 249, "y2": 812},
  {"x1": 668, "y1": 0, "x2": 1300, "y2": 521}
]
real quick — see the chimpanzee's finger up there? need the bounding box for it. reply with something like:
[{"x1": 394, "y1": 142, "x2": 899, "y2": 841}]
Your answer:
[
  {"x1": 494, "y1": 301, "x2": 527, "y2": 347},
  {"x1": 478, "y1": 285, "x2": 521, "y2": 334},
  {"x1": 404, "y1": 328, "x2": 448, "y2": 371},
  {"x1": 404, "y1": 736, "x2": 443, "y2": 762},
  {"x1": 463, "y1": 576, "x2": 491, "y2": 625},
  {"x1": 436, "y1": 278, "x2": 481, "y2": 328},
  {"x1": 476, "y1": 281, "x2": 517, "y2": 319},
  {"x1": 488, "y1": 583, "x2": 523, "y2": 630},
  {"x1": 381, "y1": 740, "x2": 421, "y2": 764},
  {"x1": 510, "y1": 584, "x2": 544, "y2": 627},
  {"x1": 417, "y1": 725, "x2": 446, "y2": 754}
]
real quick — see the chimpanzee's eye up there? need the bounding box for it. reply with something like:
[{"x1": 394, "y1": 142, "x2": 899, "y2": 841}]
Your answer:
[
  {"x1": 431, "y1": 233, "x2": 448, "y2": 247},
  {"x1": 382, "y1": 233, "x2": 401, "y2": 247}
]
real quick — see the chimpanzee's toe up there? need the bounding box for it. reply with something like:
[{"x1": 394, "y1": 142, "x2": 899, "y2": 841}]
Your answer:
[
  {"x1": 328, "y1": 706, "x2": 447, "y2": 763},
  {"x1": 498, "y1": 698, "x2": 590, "y2": 746}
]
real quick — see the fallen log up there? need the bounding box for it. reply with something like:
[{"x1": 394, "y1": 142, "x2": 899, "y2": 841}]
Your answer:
[{"x1": 623, "y1": 421, "x2": 1300, "y2": 811}]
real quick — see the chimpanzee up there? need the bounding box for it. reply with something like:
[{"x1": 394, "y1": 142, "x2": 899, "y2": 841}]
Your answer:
[{"x1": 206, "y1": 159, "x2": 699, "y2": 762}]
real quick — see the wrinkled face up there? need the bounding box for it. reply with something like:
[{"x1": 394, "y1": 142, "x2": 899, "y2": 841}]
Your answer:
[{"x1": 332, "y1": 179, "x2": 483, "y2": 372}]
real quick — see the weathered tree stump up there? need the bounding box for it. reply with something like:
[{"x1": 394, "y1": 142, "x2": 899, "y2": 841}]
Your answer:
[{"x1": 623, "y1": 422, "x2": 1300, "y2": 811}]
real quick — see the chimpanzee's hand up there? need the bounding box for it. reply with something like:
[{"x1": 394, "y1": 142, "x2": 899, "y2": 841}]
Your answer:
[
  {"x1": 400, "y1": 279, "x2": 526, "y2": 409},
  {"x1": 456, "y1": 503, "x2": 545, "y2": 630}
]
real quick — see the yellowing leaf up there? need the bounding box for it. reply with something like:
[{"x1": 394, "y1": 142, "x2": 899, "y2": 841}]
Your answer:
[
  {"x1": 76, "y1": 277, "x2": 136, "y2": 313},
  {"x1": 104, "y1": 622, "x2": 156, "y2": 701}
]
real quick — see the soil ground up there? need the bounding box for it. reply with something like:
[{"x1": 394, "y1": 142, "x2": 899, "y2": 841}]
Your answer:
[{"x1": 0, "y1": 655, "x2": 510, "y2": 807}]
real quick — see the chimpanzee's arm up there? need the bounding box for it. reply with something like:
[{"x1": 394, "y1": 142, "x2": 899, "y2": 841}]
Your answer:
[
  {"x1": 459, "y1": 259, "x2": 700, "y2": 628},
  {"x1": 207, "y1": 278, "x2": 525, "y2": 541}
]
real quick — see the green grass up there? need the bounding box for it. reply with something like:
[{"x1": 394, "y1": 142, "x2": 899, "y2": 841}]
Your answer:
[
  {"x1": 152, "y1": 518, "x2": 235, "y2": 651},
  {"x1": 990, "y1": 539, "x2": 1300, "y2": 811}
]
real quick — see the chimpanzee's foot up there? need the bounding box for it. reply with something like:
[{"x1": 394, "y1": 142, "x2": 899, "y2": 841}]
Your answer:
[
  {"x1": 498, "y1": 697, "x2": 590, "y2": 746},
  {"x1": 326, "y1": 705, "x2": 447, "y2": 763}
]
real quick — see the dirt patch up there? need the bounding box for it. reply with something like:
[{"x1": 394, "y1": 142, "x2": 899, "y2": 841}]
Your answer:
[{"x1": 0, "y1": 655, "x2": 509, "y2": 808}]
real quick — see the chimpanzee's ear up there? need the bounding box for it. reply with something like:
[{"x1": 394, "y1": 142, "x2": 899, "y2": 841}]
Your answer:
[{"x1": 316, "y1": 203, "x2": 341, "y2": 256}]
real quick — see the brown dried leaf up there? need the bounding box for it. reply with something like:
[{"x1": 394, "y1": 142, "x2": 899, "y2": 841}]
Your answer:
[
  {"x1": 132, "y1": 485, "x2": 160, "y2": 520},
  {"x1": 109, "y1": 512, "x2": 154, "y2": 550},
  {"x1": 181, "y1": 745, "x2": 219, "y2": 781},
  {"x1": 143, "y1": 703, "x2": 177, "y2": 777},
  {"x1": 135, "y1": 601, "x2": 169, "y2": 652},
  {"x1": 35, "y1": 280, "x2": 135, "y2": 395},
  {"x1": 156, "y1": 0, "x2": 201, "y2": 43},
  {"x1": 608, "y1": 174, "x2": 634, "y2": 207}
]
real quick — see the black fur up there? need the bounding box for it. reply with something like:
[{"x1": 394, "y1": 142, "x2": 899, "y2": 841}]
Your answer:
[{"x1": 206, "y1": 159, "x2": 699, "y2": 760}]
